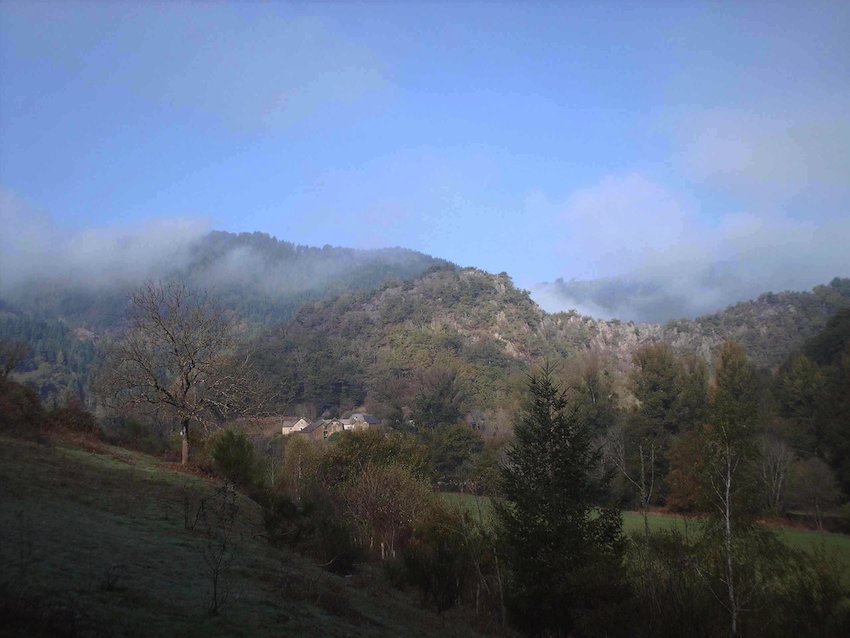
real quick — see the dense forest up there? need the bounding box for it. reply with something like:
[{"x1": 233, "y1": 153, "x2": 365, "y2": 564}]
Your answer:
[
  {"x1": 3, "y1": 231, "x2": 849, "y2": 413},
  {"x1": 0, "y1": 231, "x2": 447, "y2": 402},
  {"x1": 0, "y1": 302, "x2": 95, "y2": 407},
  {"x1": 0, "y1": 231, "x2": 448, "y2": 331}
]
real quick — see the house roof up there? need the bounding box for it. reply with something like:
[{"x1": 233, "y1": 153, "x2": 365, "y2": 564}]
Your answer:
[
  {"x1": 298, "y1": 420, "x2": 325, "y2": 434},
  {"x1": 232, "y1": 415, "x2": 300, "y2": 436}
]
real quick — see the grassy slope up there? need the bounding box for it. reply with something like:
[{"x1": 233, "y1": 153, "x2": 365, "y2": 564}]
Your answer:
[
  {"x1": 443, "y1": 493, "x2": 850, "y2": 564},
  {"x1": 0, "y1": 435, "x2": 483, "y2": 637}
]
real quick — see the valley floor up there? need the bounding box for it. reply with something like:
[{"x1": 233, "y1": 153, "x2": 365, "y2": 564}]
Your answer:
[{"x1": 443, "y1": 492, "x2": 850, "y2": 572}]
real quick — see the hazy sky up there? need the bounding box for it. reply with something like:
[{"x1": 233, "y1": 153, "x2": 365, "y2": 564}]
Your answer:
[{"x1": 1, "y1": 1, "x2": 848, "y2": 321}]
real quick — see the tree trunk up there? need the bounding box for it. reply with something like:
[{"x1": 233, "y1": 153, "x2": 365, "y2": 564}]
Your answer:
[
  {"x1": 182, "y1": 420, "x2": 190, "y2": 466},
  {"x1": 724, "y1": 449, "x2": 738, "y2": 637},
  {"x1": 493, "y1": 548, "x2": 507, "y2": 628},
  {"x1": 640, "y1": 443, "x2": 652, "y2": 538}
]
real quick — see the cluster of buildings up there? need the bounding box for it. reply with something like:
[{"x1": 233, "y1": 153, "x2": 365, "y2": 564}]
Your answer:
[{"x1": 280, "y1": 413, "x2": 381, "y2": 441}]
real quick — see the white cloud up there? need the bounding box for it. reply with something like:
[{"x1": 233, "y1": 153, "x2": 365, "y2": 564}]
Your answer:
[
  {"x1": 677, "y1": 106, "x2": 850, "y2": 209},
  {"x1": 0, "y1": 189, "x2": 210, "y2": 290},
  {"x1": 558, "y1": 174, "x2": 696, "y2": 279},
  {"x1": 531, "y1": 174, "x2": 850, "y2": 322}
]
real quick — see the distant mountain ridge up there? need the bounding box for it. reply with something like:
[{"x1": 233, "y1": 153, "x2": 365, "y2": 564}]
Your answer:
[
  {"x1": 0, "y1": 231, "x2": 449, "y2": 404},
  {"x1": 276, "y1": 266, "x2": 850, "y2": 376},
  {"x1": 541, "y1": 277, "x2": 850, "y2": 371},
  {"x1": 2, "y1": 228, "x2": 849, "y2": 408},
  {"x1": 1, "y1": 230, "x2": 450, "y2": 331}
]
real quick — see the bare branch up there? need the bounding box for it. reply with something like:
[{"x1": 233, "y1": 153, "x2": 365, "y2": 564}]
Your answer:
[{"x1": 95, "y1": 281, "x2": 269, "y2": 464}]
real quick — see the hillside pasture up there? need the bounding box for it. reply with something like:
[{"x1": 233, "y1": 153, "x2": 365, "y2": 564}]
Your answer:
[{"x1": 0, "y1": 434, "x2": 484, "y2": 637}]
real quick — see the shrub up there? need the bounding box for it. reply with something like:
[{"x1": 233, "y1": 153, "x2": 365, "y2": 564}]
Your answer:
[
  {"x1": 403, "y1": 504, "x2": 474, "y2": 613},
  {"x1": 258, "y1": 491, "x2": 302, "y2": 546},
  {"x1": 0, "y1": 378, "x2": 47, "y2": 435},
  {"x1": 211, "y1": 429, "x2": 257, "y2": 486},
  {"x1": 624, "y1": 529, "x2": 720, "y2": 638},
  {"x1": 762, "y1": 546, "x2": 850, "y2": 638},
  {"x1": 49, "y1": 396, "x2": 99, "y2": 435},
  {"x1": 340, "y1": 462, "x2": 433, "y2": 561}
]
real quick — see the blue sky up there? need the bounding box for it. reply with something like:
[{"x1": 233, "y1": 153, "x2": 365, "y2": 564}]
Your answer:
[{"x1": 1, "y1": 1, "x2": 849, "y2": 321}]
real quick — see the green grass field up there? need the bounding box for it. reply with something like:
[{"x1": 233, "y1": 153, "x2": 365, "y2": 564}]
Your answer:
[
  {"x1": 442, "y1": 492, "x2": 850, "y2": 565},
  {"x1": 0, "y1": 435, "x2": 486, "y2": 637}
]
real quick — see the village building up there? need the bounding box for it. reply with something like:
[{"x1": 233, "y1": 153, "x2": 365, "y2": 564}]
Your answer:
[
  {"x1": 351, "y1": 413, "x2": 381, "y2": 428},
  {"x1": 291, "y1": 413, "x2": 382, "y2": 441},
  {"x1": 281, "y1": 417, "x2": 311, "y2": 436},
  {"x1": 297, "y1": 418, "x2": 345, "y2": 441}
]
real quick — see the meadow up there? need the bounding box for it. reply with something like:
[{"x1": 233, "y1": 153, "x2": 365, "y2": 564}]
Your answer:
[{"x1": 442, "y1": 492, "x2": 850, "y2": 566}]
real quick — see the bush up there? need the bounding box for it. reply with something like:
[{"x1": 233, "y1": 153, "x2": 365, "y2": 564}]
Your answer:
[
  {"x1": 49, "y1": 397, "x2": 99, "y2": 435},
  {"x1": 403, "y1": 504, "x2": 474, "y2": 613},
  {"x1": 314, "y1": 512, "x2": 361, "y2": 575},
  {"x1": 625, "y1": 530, "x2": 721, "y2": 638},
  {"x1": 752, "y1": 545, "x2": 850, "y2": 638},
  {"x1": 0, "y1": 378, "x2": 47, "y2": 435},
  {"x1": 340, "y1": 463, "x2": 434, "y2": 561},
  {"x1": 624, "y1": 527, "x2": 850, "y2": 638},
  {"x1": 258, "y1": 491, "x2": 302, "y2": 546},
  {"x1": 211, "y1": 429, "x2": 257, "y2": 486}
]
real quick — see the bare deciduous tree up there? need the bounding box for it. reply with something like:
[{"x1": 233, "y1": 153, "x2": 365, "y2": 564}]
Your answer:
[
  {"x1": 698, "y1": 342, "x2": 760, "y2": 638},
  {"x1": 607, "y1": 423, "x2": 656, "y2": 537},
  {"x1": 202, "y1": 482, "x2": 240, "y2": 616},
  {"x1": 342, "y1": 463, "x2": 432, "y2": 560},
  {"x1": 98, "y1": 281, "x2": 269, "y2": 465},
  {"x1": 759, "y1": 434, "x2": 793, "y2": 515}
]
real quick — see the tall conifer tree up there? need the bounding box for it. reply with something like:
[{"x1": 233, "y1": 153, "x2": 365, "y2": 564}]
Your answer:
[{"x1": 496, "y1": 363, "x2": 626, "y2": 637}]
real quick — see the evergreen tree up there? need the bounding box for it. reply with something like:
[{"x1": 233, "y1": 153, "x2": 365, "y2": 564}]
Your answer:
[
  {"x1": 775, "y1": 353, "x2": 825, "y2": 456},
  {"x1": 495, "y1": 363, "x2": 627, "y2": 637},
  {"x1": 628, "y1": 346, "x2": 708, "y2": 483}
]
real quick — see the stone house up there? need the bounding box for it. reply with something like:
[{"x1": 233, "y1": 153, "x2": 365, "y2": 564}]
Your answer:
[
  {"x1": 291, "y1": 413, "x2": 381, "y2": 441},
  {"x1": 298, "y1": 419, "x2": 345, "y2": 442},
  {"x1": 281, "y1": 417, "x2": 311, "y2": 436}
]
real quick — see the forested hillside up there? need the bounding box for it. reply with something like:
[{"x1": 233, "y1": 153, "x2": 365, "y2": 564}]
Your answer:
[
  {"x1": 0, "y1": 231, "x2": 448, "y2": 331},
  {"x1": 250, "y1": 266, "x2": 539, "y2": 424},
  {"x1": 0, "y1": 302, "x2": 95, "y2": 407},
  {"x1": 671, "y1": 277, "x2": 850, "y2": 368},
  {"x1": 3, "y1": 230, "x2": 848, "y2": 416},
  {"x1": 249, "y1": 266, "x2": 850, "y2": 421},
  {"x1": 3, "y1": 241, "x2": 850, "y2": 638},
  {"x1": 0, "y1": 232, "x2": 447, "y2": 402}
]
